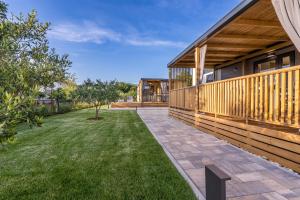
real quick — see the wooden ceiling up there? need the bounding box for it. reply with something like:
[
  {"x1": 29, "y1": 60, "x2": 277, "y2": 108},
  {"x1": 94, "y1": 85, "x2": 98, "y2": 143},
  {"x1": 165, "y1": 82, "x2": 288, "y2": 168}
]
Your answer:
[{"x1": 171, "y1": 0, "x2": 291, "y2": 68}]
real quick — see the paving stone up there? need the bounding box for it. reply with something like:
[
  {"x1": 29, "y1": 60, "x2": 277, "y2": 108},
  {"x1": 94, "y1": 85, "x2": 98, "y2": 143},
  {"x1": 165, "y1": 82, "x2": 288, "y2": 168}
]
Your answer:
[
  {"x1": 262, "y1": 192, "x2": 288, "y2": 200},
  {"x1": 137, "y1": 108, "x2": 300, "y2": 200}
]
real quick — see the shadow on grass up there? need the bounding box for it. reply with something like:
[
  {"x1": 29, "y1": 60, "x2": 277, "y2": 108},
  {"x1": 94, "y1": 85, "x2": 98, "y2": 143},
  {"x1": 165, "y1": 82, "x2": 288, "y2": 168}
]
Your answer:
[{"x1": 86, "y1": 117, "x2": 104, "y2": 121}]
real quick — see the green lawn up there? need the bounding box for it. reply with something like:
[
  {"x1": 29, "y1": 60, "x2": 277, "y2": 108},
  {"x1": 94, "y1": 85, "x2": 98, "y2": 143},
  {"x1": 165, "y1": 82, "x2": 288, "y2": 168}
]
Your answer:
[{"x1": 0, "y1": 109, "x2": 196, "y2": 200}]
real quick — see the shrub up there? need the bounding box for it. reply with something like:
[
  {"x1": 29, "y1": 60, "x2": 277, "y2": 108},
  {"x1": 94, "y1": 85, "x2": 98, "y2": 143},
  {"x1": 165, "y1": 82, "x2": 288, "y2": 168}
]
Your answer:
[
  {"x1": 57, "y1": 104, "x2": 72, "y2": 114},
  {"x1": 74, "y1": 102, "x2": 93, "y2": 110},
  {"x1": 35, "y1": 105, "x2": 50, "y2": 117}
]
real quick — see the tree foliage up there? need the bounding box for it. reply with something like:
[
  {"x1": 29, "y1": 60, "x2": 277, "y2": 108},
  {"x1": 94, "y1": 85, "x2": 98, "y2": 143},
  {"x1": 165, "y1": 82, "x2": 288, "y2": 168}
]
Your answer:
[
  {"x1": 105, "y1": 80, "x2": 119, "y2": 107},
  {"x1": 0, "y1": 1, "x2": 71, "y2": 143},
  {"x1": 75, "y1": 79, "x2": 119, "y2": 119},
  {"x1": 116, "y1": 82, "x2": 137, "y2": 101}
]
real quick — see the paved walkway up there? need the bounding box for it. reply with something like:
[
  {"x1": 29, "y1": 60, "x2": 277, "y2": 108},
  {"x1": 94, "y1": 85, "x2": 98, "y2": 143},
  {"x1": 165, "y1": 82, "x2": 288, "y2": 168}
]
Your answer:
[{"x1": 137, "y1": 108, "x2": 300, "y2": 200}]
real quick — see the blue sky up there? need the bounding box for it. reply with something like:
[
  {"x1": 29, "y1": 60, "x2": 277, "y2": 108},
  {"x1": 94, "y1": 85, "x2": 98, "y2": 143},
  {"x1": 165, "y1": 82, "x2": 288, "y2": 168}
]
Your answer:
[{"x1": 7, "y1": 0, "x2": 241, "y2": 84}]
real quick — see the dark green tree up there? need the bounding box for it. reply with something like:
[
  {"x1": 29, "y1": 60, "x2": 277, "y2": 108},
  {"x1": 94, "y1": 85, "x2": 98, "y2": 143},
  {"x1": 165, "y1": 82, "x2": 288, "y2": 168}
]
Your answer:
[
  {"x1": 76, "y1": 79, "x2": 106, "y2": 120},
  {"x1": 105, "y1": 80, "x2": 120, "y2": 108},
  {"x1": 50, "y1": 88, "x2": 67, "y2": 112},
  {"x1": 0, "y1": 1, "x2": 71, "y2": 143}
]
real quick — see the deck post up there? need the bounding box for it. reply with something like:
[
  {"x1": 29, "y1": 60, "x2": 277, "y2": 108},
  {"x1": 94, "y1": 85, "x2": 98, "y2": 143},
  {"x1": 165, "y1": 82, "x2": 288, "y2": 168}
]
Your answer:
[
  {"x1": 205, "y1": 165, "x2": 231, "y2": 200},
  {"x1": 194, "y1": 47, "x2": 201, "y2": 113}
]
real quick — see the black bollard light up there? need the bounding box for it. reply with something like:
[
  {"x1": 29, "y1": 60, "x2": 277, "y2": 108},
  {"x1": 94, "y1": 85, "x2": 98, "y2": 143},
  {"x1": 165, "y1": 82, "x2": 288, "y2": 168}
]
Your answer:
[{"x1": 205, "y1": 165, "x2": 231, "y2": 200}]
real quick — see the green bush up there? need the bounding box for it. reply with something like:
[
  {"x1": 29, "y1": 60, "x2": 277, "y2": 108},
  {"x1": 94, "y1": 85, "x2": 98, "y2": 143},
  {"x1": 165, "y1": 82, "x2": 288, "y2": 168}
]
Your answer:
[
  {"x1": 35, "y1": 105, "x2": 50, "y2": 117},
  {"x1": 57, "y1": 104, "x2": 72, "y2": 114},
  {"x1": 74, "y1": 102, "x2": 93, "y2": 110},
  {"x1": 34, "y1": 102, "x2": 91, "y2": 118}
]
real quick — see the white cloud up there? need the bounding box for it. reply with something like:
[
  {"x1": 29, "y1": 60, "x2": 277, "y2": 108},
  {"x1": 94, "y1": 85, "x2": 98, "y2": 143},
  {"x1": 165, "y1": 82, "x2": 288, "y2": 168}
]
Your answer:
[
  {"x1": 48, "y1": 22, "x2": 121, "y2": 44},
  {"x1": 126, "y1": 38, "x2": 187, "y2": 48},
  {"x1": 48, "y1": 21, "x2": 186, "y2": 48}
]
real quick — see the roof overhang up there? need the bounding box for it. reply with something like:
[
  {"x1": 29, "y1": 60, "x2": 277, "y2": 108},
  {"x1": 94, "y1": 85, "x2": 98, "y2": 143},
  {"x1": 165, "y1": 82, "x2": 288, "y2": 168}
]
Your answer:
[{"x1": 168, "y1": 0, "x2": 291, "y2": 69}]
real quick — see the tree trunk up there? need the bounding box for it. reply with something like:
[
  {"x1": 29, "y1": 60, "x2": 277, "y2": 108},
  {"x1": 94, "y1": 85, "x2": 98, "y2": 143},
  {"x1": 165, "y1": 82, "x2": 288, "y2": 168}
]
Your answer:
[{"x1": 95, "y1": 107, "x2": 99, "y2": 120}]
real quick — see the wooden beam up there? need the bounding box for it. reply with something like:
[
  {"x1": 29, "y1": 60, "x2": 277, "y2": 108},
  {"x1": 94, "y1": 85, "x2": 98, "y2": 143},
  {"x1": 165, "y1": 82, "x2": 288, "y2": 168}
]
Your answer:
[
  {"x1": 206, "y1": 61, "x2": 224, "y2": 64},
  {"x1": 215, "y1": 41, "x2": 292, "y2": 69},
  {"x1": 205, "y1": 65, "x2": 215, "y2": 68},
  {"x1": 206, "y1": 55, "x2": 240, "y2": 59},
  {"x1": 185, "y1": 58, "x2": 231, "y2": 62},
  {"x1": 182, "y1": 55, "x2": 194, "y2": 59},
  {"x1": 181, "y1": 58, "x2": 194, "y2": 61},
  {"x1": 180, "y1": 60, "x2": 195, "y2": 64},
  {"x1": 215, "y1": 34, "x2": 289, "y2": 41},
  {"x1": 206, "y1": 58, "x2": 229, "y2": 62},
  {"x1": 233, "y1": 19, "x2": 282, "y2": 28},
  {"x1": 173, "y1": 63, "x2": 195, "y2": 67},
  {"x1": 208, "y1": 43, "x2": 265, "y2": 49},
  {"x1": 207, "y1": 50, "x2": 247, "y2": 55}
]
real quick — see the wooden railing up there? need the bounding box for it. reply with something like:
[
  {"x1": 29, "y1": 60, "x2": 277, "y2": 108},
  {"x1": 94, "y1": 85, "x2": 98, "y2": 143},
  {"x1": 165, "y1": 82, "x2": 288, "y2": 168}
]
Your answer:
[
  {"x1": 170, "y1": 65, "x2": 300, "y2": 128},
  {"x1": 170, "y1": 86, "x2": 196, "y2": 111},
  {"x1": 142, "y1": 94, "x2": 169, "y2": 102},
  {"x1": 198, "y1": 65, "x2": 300, "y2": 128}
]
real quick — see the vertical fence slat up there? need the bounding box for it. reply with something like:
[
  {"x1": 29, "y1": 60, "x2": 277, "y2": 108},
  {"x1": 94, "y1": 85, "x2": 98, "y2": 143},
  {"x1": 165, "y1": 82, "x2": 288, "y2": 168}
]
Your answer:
[
  {"x1": 275, "y1": 73, "x2": 280, "y2": 122},
  {"x1": 264, "y1": 75, "x2": 269, "y2": 121},
  {"x1": 287, "y1": 71, "x2": 293, "y2": 125},
  {"x1": 238, "y1": 79, "x2": 242, "y2": 117},
  {"x1": 229, "y1": 81, "x2": 233, "y2": 115},
  {"x1": 226, "y1": 82, "x2": 229, "y2": 115},
  {"x1": 259, "y1": 76, "x2": 264, "y2": 120},
  {"x1": 255, "y1": 77, "x2": 259, "y2": 120},
  {"x1": 217, "y1": 83, "x2": 220, "y2": 114},
  {"x1": 295, "y1": 70, "x2": 300, "y2": 126},
  {"x1": 236, "y1": 80, "x2": 239, "y2": 116},
  {"x1": 281, "y1": 72, "x2": 286, "y2": 123},
  {"x1": 246, "y1": 78, "x2": 250, "y2": 122},
  {"x1": 269, "y1": 74, "x2": 274, "y2": 122},
  {"x1": 243, "y1": 79, "x2": 246, "y2": 118},
  {"x1": 251, "y1": 77, "x2": 255, "y2": 119}
]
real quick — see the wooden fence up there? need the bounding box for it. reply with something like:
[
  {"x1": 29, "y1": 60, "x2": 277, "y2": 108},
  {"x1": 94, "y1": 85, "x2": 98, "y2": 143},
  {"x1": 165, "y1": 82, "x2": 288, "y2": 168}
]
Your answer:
[
  {"x1": 170, "y1": 65, "x2": 300, "y2": 128},
  {"x1": 199, "y1": 65, "x2": 300, "y2": 128},
  {"x1": 170, "y1": 86, "x2": 196, "y2": 110}
]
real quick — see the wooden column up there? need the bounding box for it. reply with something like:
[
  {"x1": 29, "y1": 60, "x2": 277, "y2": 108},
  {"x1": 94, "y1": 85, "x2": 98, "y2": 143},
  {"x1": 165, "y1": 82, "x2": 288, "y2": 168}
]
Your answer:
[{"x1": 195, "y1": 47, "x2": 201, "y2": 112}]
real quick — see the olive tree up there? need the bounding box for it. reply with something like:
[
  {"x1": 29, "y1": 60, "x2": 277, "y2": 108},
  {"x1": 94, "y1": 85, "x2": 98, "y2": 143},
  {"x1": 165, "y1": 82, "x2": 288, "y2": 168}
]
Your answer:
[
  {"x1": 76, "y1": 79, "x2": 106, "y2": 120},
  {"x1": 105, "y1": 80, "x2": 120, "y2": 108},
  {"x1": 0, "y1": 1, "x2": 71, "y2": 143}
]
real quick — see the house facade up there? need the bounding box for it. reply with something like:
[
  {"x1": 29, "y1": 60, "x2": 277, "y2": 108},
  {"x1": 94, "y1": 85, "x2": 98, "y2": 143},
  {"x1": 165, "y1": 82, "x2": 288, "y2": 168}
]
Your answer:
[
  {"x1": 137, "y1": 78, "x2": 169, "y2": 103},
  {"x1": 168, "y1": 0, "x2": 300, "y2": 173}
]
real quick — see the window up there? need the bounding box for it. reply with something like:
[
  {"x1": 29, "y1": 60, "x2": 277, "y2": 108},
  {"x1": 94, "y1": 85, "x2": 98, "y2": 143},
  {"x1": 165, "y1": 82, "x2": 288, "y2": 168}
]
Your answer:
[
  {"x1": 282, "y1": 56, "x2": 291, "y2": 68},
  {"x1": 254, "y1": 51, "x2": 295, "y2": 73},
  {"x1": 278, "y1": 52, "x2": 295, "y2": 69},
  {"x1": 256, "y1": 59, "x2": 276, "y2": 73}
]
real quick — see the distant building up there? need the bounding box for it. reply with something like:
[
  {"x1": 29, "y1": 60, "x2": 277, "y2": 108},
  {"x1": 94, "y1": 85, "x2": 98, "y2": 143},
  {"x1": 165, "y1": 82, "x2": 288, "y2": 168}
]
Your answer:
[{"x1": 137, "y1": 78, "x2": 169, "y2": 103}]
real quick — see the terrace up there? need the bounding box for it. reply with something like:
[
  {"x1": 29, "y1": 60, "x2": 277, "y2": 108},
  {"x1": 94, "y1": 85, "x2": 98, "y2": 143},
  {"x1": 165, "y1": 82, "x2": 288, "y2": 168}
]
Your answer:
[{"x1": 168, "y1": 0, "x2": 300, "y2": 173}]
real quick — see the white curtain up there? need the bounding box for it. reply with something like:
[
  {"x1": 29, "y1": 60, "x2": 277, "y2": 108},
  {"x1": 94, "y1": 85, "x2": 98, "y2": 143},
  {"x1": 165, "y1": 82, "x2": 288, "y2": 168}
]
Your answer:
[
  {"x1": 192, "y1": 68, "x2": 197, "y2": 86},
  {"x1": 192, "y1": 45, "x2": 207, "y2": 85},
  {"x1": 272, "y1": 0, "x2": 300, "y2": 52},
  {"x1": 199, "y1": 45, "x2": 207, "y2": 84}
]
